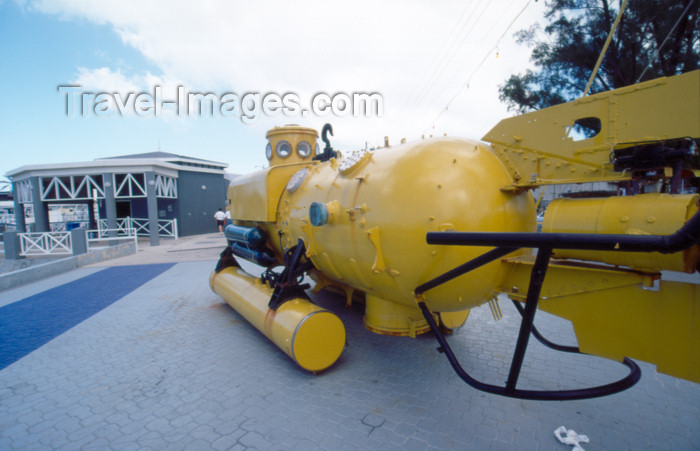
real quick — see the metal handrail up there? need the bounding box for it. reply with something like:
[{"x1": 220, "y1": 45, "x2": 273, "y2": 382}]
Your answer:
[
  {"x1": 86, "y1": 227, "x2": 138, "y2": 252},
  {"x1": 414, "y1": 209, "x2": 700, "y2": 400}
]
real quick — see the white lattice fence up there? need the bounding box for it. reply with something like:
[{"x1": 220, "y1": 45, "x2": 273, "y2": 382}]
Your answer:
[
  {"x1": 99, "y1": 217, "x2": 178, "y2": 238},
  {"x1": 19, "y1": 232, "x2": 73, "y2": 256}
]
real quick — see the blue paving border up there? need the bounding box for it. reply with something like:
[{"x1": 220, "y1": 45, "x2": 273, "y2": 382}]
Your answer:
[{"x1": 0, "y1": 263, "x2": 175, "y2": 370}]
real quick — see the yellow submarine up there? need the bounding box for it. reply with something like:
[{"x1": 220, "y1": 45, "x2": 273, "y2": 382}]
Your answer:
[{"x1": 210, "y1": 70, "x2": 700, "y2": 400}]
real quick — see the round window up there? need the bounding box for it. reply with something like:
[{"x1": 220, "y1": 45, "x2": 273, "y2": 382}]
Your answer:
[
  {"x1": 276, "y1": 140, "x2": 292, "y2": 158},
  {"x1": 297, "y1": 140, "x2": 312, "y2": 158}
]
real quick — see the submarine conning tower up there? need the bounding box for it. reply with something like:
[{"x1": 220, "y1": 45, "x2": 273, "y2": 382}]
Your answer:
[{"x1": 265, "y1": 125, "x2": 319, "y2": 166}]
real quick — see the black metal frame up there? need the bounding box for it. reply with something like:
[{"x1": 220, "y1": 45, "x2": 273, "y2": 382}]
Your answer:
[
  {"x1": 414, "y1": 209, "x2": 700, "y2": 400},
  {"x1": 265, "y1": 239, "x2": 312, "y2": 310},
  {"x1": 214, "y1": 245, "x2": 241, "y2": 273}
]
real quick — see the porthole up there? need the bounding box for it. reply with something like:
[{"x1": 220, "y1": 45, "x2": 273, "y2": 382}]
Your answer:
[
  {"x1": 297, "y1": 140, "x2": 312, "y2": 158},
  {"x1": 276, "y1": 140, "x2": 292, "y2": 158}
]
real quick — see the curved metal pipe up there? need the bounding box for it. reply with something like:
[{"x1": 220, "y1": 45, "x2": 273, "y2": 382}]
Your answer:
[
  {"x1": 418, "y1": 302, "x2": 641, "y2": 401},
  {"x1": 511, "y1": 299, "x2": 579, "y2": 354}
]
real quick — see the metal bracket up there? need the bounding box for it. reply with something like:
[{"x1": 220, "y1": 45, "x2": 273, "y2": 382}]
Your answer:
[
  {"x1": 266, "y1": 238, "x2": 312, "y2": 310},
  {"x1": 214, "y1": 245, "x2": 241, "y2": 273},
  {"x1": 366, "y1": 226, "x2": 386, "y2": 273}
]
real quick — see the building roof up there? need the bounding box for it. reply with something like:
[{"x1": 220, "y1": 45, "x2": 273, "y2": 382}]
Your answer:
[
  {"x1": 6, "y1": 152, "x2": 228, "y2": 180},
  {"x1": 98, "y1": 151, "x2": 228, "y2": 170},
  {"x1": 102, "y1": 151, "x2": 182, "y2": 159},
  {"x1": 100, "y1": 151, "x2": 226, "y2": 167}
]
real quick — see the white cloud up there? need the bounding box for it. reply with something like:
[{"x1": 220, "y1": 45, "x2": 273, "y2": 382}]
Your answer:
[
  {"x1": 73, "y1": 67, "x2": 141, "y2": 92},
  {"x1": 32, "y1": 0, "x2": 545, "y2": 161}
]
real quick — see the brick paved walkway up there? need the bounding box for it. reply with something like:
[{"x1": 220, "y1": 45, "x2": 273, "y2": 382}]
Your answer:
[
  {"x1": 0, "y1": 250, "x2": 698, "y2": 449},
  {"x1": 0, "y1": 264, "x2": 174, "y2": 370}
]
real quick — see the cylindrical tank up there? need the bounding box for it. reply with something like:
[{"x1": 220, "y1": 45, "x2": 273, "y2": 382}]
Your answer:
[
  {"x1": 224, "y1": 224, "x2": 266, "y2": 248},
  {"x1": 273, "y1": 137, "x2": 536, "y2": 316},
  {"x1": 543, "y1": 193, "x2": 700, "y2": 273},
  {"x1": 210, "y1": 267, "x2": 346, "y2": 372}
]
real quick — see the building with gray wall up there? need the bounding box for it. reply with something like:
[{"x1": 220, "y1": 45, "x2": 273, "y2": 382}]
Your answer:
[{"x1": 6, "y1": 152, "x2": 229, "y2": 245}]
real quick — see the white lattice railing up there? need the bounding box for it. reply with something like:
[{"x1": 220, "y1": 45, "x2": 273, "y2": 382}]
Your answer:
[
  {"x1": 156, "y1": 218, "x2": 178, "y2": 239},
  {"x1": 98, "y1": 218, "x2": 132, "y2": 235},
  {"x1": 98, "y1": 217, "x2": 178, "y2": 239},
  {"x1": 17, "y1": 228, "x2": 139, "y2": 256},
  {"x1": 19, "y1": 232, "x2": 72, "y2": 256},
  {"x1": 127, "y1": 217, "x2": 150, "y2": 236}
]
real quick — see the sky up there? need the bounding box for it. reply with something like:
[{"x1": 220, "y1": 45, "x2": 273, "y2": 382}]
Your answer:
[{"x1": 0, "y1": 0, "x2": 547, "y2": 178}]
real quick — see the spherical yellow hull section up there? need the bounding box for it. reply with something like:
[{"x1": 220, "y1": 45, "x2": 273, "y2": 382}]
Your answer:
[{"x1": 278, "y1": 137, "x2": 536, "y2": 313}]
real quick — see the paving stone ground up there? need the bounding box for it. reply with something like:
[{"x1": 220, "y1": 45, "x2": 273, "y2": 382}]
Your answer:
[{"x1": 1, "y1": 235, "x2": 699, "y2": 450}]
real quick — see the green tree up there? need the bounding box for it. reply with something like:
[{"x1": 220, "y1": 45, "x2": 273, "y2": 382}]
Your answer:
[{"x1": 500, "y1": 0, "x2": 700, "y2": 113}]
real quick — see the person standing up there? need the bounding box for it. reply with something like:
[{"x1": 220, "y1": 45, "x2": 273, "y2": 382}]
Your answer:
[{"x1": 214, "y1": 208, "x2": 226, "y2": 233}]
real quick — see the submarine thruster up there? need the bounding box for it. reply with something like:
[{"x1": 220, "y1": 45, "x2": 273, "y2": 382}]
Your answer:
[{"x1": 211, "y1": 70, "x2": 700, "y2": 400}]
